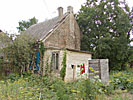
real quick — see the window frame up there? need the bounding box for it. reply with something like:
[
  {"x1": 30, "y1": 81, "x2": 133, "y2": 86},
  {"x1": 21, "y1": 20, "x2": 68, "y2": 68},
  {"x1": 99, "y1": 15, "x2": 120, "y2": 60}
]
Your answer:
[{"x1": 52, "y1": 52, "x2": 59, "y2": 70}]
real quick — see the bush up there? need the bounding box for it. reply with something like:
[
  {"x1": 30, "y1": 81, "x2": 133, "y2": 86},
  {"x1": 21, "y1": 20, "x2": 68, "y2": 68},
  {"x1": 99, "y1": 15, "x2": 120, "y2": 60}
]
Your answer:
[
  {"x1": 109, "y1": 71, "x2": 133, "y2": 92},
  {"x1": 0, "y1": 74, "x2": 104, "y2": 100},
  {"x1": 7, "y1": 73, "x2": 20, "y2": 82},
  {"x1": 1, "y1": 71, "x2": 132, "y2": 100},
  {"x1": 3, "y1": 34, "x2": 36, "y2": 75},
  {"x1": 71, "y1": 79, "x2": 98, "y2": 100}
]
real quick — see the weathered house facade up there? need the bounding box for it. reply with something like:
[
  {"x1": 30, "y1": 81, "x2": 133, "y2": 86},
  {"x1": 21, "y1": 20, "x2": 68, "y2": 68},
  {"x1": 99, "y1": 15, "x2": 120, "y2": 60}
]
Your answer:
[{"x1": 25, "y1": 6, "x2": 92, "y2": 81}]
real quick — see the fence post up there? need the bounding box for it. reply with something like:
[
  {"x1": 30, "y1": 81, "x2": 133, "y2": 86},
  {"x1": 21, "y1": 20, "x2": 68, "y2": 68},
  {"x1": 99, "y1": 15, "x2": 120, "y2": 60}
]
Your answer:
[{"x1": 100, "y1": 59, "x2": 109, "y2": 84}]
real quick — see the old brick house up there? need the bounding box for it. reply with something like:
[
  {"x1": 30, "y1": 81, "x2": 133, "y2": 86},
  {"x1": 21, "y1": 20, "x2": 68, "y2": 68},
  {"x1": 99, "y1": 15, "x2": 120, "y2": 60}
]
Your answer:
[{"x1": 25, "y1": 6, "x2": 92, "y2": 81}]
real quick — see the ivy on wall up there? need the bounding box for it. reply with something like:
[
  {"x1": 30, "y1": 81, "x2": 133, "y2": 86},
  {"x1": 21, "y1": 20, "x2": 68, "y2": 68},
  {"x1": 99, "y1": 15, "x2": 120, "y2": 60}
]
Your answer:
[
  {"x1": 44, "y1": 57, "x2": 50, "y2": 76},
  {"x1": 39, "y1": 41, "x2": 45, "y2": 75},
  {"x1": 40, "y1": 41, "x2": 45, "y2": 58},
  {"x1": 60, "y1": 51, "x2": 67, "y2": 80},
  {"x1": 44, "y1": 55, "x2": 55, "y2": 76}
]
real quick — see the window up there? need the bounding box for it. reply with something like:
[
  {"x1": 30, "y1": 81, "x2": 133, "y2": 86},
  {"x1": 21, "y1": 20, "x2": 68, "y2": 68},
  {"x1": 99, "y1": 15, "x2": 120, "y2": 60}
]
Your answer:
[{"x1": 52, "y1": 52, "x2": 59, "y2": 70}]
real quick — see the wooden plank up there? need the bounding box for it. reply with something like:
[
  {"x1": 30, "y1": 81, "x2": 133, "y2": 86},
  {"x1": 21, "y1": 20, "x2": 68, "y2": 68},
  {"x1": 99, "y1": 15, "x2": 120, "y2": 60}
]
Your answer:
[
  {"x1": 89, "y1": 64, "x2": 99, "y2": 68},
  {"x1": 89, "y1": 60, "x2": 99, "y2": 63},
  {"x1": 89, "y1": 62, "x2": 99, "y2": 64}
]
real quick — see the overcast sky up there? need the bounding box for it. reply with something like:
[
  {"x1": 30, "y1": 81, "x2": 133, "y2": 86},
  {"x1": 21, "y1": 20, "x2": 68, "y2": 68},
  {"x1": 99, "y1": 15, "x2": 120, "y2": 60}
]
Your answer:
[{"x1": 0, "y1": 0, "x2": 132, "y2": 36}]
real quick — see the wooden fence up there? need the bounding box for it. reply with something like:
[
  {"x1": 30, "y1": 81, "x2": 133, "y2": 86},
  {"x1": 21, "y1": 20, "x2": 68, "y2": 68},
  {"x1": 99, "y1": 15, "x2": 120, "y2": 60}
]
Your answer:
[{"x1": 88, "y1": 59, "x2": 109, "y2": 84}]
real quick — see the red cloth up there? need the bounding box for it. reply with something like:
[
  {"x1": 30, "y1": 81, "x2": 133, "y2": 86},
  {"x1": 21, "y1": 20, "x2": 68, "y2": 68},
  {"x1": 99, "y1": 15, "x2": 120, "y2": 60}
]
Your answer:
[{"x1": 80, "y1": 64, "x2": 85, "y2": 74}]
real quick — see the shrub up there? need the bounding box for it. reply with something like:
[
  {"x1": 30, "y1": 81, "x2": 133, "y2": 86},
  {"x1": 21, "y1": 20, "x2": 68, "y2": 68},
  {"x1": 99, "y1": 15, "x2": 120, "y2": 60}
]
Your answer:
[
  {"x1": 1, "y1": 71, "x2": 132, "y2": 100},
  {"x1": 0, "y1": 74, "x2": 105, "y2": 100},
  {"x1": 3, "y1": 34, "x2": 36, "y2": 75},
  {"x1": 7, "y1": 73, "x2": 20, "y2": 82},
  {"x1": 109, "y1": 71, "x2": 133, "y2": 92}
]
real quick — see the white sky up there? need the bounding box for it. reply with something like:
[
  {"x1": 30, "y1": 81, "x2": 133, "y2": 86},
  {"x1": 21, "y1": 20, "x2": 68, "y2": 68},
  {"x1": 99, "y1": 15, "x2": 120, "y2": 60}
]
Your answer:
[
  {"x1": 0, "y1": 0, "x2": 87, "y2": 34},
  {"x1": 0, "y1": 0, "x2": 132, "y2": 40}
]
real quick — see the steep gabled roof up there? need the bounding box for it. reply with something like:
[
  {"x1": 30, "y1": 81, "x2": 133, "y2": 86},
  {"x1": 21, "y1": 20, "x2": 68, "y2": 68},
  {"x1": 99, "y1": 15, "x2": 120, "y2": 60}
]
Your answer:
[{"x1": 24, "y1": 13, "x2": 69, "y2": 41}]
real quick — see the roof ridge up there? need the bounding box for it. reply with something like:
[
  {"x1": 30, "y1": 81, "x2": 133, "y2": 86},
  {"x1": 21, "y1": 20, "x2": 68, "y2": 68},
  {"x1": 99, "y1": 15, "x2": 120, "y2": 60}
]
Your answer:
[
  {"x1": 29, "y1": 12, "x2": 69, "y2": 30},
  {"x1": 24, "y1": 12, "x2": 70, "y2": 41},
  {"x1": 40, "y1": 13, "x2": 70, "y2": 41}
]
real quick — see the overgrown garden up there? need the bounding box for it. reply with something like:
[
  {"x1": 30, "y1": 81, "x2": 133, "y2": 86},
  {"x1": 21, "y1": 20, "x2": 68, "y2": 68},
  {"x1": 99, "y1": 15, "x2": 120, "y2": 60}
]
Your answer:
[
  {"x1": 0, "y1": 0, "x2": 133, "y2": 99},
  {"x1": 0, "y1": 70, "x2": 132, "y2": 100}
]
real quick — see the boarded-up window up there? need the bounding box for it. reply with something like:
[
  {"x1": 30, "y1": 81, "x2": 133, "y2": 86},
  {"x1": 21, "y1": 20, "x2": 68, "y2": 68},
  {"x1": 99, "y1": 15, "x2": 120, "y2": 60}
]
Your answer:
[{"x1": 52, "y1": 52, "x2": 59, "y2": 70}]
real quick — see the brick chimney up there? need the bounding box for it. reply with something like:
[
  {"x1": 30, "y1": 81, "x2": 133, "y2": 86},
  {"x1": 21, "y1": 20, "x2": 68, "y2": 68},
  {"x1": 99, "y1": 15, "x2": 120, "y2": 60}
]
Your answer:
[
  {"x1": 58, "y1": 7, "x2": 63, "y2": 19},
  {"x1": 67, "y1": 6, "x2": 73, "y2": 13}
]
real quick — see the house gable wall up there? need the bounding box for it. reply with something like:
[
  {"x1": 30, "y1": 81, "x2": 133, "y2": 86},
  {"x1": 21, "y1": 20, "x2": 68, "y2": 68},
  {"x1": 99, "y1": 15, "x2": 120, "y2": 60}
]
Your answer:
[
  {"x1": 43, "y1": 13, "x2": 81, "y2": 50},
  {"x1": 66, "y1": 13, "x2": 81, "y2": 50},
  {"x1": 44, "y1": 17, "x2": 69, "y2": 48}
]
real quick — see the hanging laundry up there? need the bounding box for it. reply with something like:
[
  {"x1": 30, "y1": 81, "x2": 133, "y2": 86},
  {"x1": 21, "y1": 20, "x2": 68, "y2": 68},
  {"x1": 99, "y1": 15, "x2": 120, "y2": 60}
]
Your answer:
[
  {"x1": 83, "y1": 64, "x2": 85, "y2": 73},
  {"x1": 80, "y1": 64, "x2": 85, "y2": 74}
]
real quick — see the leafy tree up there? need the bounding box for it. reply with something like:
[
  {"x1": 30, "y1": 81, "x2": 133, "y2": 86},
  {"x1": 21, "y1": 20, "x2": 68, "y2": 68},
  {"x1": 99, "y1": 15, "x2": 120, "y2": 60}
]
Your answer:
[
  {"x1": 76, "y1": 0, "x2": 132, "y2": 70},
  {"x1": 0, "y1": 32, "x2": 13, "y2": 76},
  {"x1": 3, "y1": 34, "x2": 36, "y2": 74},
  {"x1": 128, "y1": 45, "x2": 133, "y2": 67},
  {"x1": 17, "y1": 17, "x2": 38, "y2": 32}
]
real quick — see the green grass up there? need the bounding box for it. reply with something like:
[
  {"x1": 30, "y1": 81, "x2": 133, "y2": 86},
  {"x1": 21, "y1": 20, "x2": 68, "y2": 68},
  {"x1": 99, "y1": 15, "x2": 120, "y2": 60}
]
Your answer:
[{"x1": 97, "y1": 92, "x2": 133, "y2": 100}]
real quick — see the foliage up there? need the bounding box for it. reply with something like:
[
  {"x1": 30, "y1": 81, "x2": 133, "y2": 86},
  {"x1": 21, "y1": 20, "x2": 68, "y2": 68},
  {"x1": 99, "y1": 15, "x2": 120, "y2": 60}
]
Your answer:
[
  {"x1": 97, "y1": 92, "x2": 132, "y2": 100},
  {"x1": 71, "y1": 79, "x2": 98, "y2": 100},
  {"x1": 0, "y1": 71, "x2": 133, "y2": 100},
  {"x1": 0, "y1": 32, "x2": 12, "y2": 78},
  {"x1": 0, "y1": 58, "x2": 4, "y2": 79},
  {"x1": 3, "y1": 34, "x2": 36, "y2": 75},
  {"x1": 0, "y1": 75, "x2": 42, "y2": 100},
  {"x1": 76, "y1": 0, "x2": 132, "y2": 70},
  {"x1": 16, "y1": 17, "x2": 38, "y2": 32},
  {"x1": 60, "y1": 51, "x2": 67, "y2": 80},
  {"x1": 40, "y1": 41, "x2": 45, "y2": 74},
  {"x1": 128, "y1": 45, "x2": 133, "y2": 65},
  {"x1": 7, "y1": 73, "x2": 20, "y2": 82},
  {"x1": 0, "y1": 32, "x2": 11, "y2": 48},
  {"x1": 109, "y1": 71, "x2": 133, "y2": 92},
  {"x1": 0, "y1": 74, "x2": 99, "y2": 100},
  {"x1": 44, "y1": 57, "x2": 50, "y2": 76},
  {"x1": 40, "y1": 41, "x2": 45, "y2": 58}
]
